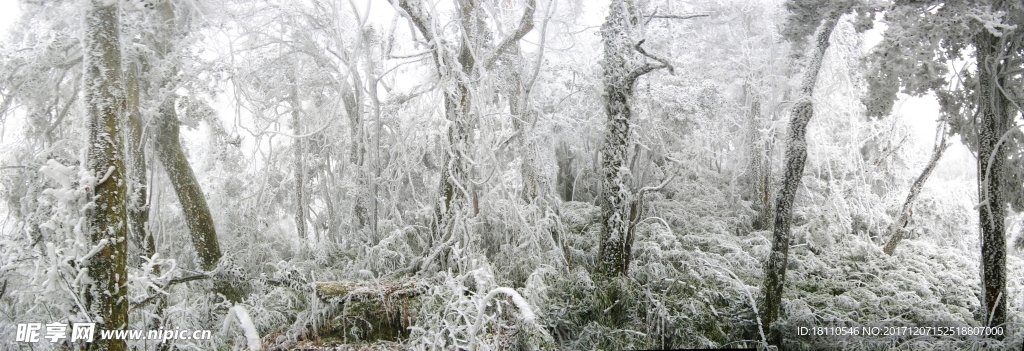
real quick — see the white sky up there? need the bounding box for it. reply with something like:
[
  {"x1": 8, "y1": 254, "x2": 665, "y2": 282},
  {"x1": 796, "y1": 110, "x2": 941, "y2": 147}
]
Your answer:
[
  {"x1": 0, "y1": 0, "x2": 18, "y2": 38},
  {"x1": 0, "y1": 0, "x2": 973, "y2": 182}
]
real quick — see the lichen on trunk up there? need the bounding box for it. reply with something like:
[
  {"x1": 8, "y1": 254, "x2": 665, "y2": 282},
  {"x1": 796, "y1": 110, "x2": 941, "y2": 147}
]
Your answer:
[
  {"x1": 973, "y1": 26, "x2": 1012, "y2": 332},
  {"x1": 758, "y1": 9, "x2": 843, "y2": 340},
  {"x1": 595, "y1": 0, "x2": 672, "y2": 277}
]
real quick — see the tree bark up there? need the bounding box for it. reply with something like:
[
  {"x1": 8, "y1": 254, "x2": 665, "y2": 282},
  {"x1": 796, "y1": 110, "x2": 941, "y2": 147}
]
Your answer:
[
  {"x1": 596, "y1": 0, "x2": 671, "y2": 277},
  {"x1": 125, "y1": 60, "x2": 154, "y2": 263},
  {"x1": 745, "y1": 84, "x2": 774, "y2": 231},
  {"x1": 153, "y1": 100, "x2": 223, "y2": 271},
  {"x1": 153, "y1": 99, "x2": 242, "y2": 303},
  {"x1": 290, "y1": 74, "x2": 307, "y2": 242},
  {"x1": 82, "y1": 2, "x2": 128, "y2": 350},
  {"x1": 758, "y1": 9, "x2": 842, "y2": 338},
  {"x1": 973, "y1": 23, "x2": 1012, "y2": 331},
  {"x1": 883, "y1": 127, "x2": 949, "y2": 255}
]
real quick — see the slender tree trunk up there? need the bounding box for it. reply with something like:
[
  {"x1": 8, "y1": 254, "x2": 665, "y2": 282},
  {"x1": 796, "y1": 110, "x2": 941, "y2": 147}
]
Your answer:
[
  {"x1": 125, "y1": 60, "x2": 154, "y2": 263},
  {"x1": 341, "y1": 69, "x2": 372, "y2": 233},
  {"x1": 506, "y1": 43, "x2": 542, "y2": 203},
  {"x1": 883, "y1": 127, "x2": 949, "y2": 255},
  {"x1": 759, "y1": 10, "x2": 842, "y2": 338},
  {"x1": 291, "y1": 75, "x2": 307, "y2": 242},
  {"x1": 434, "y1": 82, "x2": 473, "y2": 240},
  {"x1": 82, "y1": 2, "x2": 128, "y2": 350},
  {"x1": 745, "y1": 83, "x2": 774, "y2": 231},
  {"x1": 973, "y1": 24, "x2": 1012, "y2": 331}
]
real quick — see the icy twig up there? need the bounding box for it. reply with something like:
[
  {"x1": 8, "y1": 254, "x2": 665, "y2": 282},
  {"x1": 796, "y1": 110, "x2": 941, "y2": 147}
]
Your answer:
[{"x1": 469, "y1": 287, "x2": 536, "y2": 351}]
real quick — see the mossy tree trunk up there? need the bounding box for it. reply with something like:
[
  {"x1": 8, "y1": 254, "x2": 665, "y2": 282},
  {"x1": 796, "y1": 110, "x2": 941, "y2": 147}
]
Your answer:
[
  {"x1": 82, "y1": 2, "x2": 128, "y2": 350},
  {"x1": 758, "y1": 9, "x2": 842, "y2": 338},
  {"x1": 141, "y1": 1, "x2": 240, "y2": 303},
  {"x1": 973, "y1": 19, "x2": 1013, "y2": 330},
  {"x1": 596, "y1": 0, "x2": 672, "y2": 277},
  {"x1": 153, "y1": 100, "x2": 222, "y2": 272}
]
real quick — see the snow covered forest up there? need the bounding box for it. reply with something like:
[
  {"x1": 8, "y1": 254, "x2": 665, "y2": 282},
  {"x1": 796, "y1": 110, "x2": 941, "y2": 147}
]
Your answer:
[{"x1": 2, "y1": 0, "x2": 1024, "y2": 349}]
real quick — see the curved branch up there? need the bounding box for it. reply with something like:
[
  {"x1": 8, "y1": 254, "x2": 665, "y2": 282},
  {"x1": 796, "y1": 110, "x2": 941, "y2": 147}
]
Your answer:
[{"x1": 634, "y1": 39, "x2": 674, "y2": 75}]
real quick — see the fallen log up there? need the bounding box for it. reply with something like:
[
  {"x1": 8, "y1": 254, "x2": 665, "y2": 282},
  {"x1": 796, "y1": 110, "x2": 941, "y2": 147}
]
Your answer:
[{"x1": 307, "y1": 280, "x2": 426, "y2": 343}]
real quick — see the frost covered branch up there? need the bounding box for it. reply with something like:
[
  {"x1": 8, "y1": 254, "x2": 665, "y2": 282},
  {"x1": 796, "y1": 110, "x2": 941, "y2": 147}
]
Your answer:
[
  {"x1": 469, "y1": 287, "x2": 536, "y2": 351},
  {"x1": 625, "y1": 40, "x2": 674, "y2": 85},
  {"x1": 484, "y1": 0, "x2": 537, "y2": 69}
]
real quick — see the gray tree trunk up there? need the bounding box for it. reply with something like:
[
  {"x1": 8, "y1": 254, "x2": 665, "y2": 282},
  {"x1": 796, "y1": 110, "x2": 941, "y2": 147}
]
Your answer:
[
  {"x1": 125, "y1": 60, "x2": 154, "y2": 263},
  {"x1": 290, "y1": 75, "x2": 307, "y2": 242},
  {"x1": 396, "y1": 0, "x2": 480, "y2": 267},
  {"x1": 745, "y1": 84, "x2": 775, "y2": 231},
  {"x1": 883, "y1": 127, "x2": 949, "y2": 255},
  {"x1": 973, "y1": 19, "x2": 1012, "y2": 331},
  {"x1": 153, "y1": 100, "x2": 222, "y2": 272},
  {"x1": 596, "y1": 0, "x2": 671, "y2": 277},
  {"x1": 758, "y1": 9, "x2": 842, "y2": 338},
  {"x1": 82, "y1": 2, "x2": 128, "y2": 350}
]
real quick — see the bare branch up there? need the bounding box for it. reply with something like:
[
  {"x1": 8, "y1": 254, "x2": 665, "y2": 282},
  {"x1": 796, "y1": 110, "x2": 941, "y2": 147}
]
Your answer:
[
  {"x1": 634, "y1": 39, "x2": 674, "y2": 75},
  {"x1": 637, "y1": 172, "x2": 676, "y2": 198},
  {"x1": 650, "y1": 13, "x2": 709, "y2": 20},
  {"x1": 485, "y1": 0, "x2": 537, "y2": 69},
  {"x1": 625, "y1": 63, "x2": 669, "y2": 87},
  {"x1": 393, "y1": 0, "x2": 437, "y2": 46},
  {"x1": 128, "y1": 274, "x2": 211, "y2": 312}
]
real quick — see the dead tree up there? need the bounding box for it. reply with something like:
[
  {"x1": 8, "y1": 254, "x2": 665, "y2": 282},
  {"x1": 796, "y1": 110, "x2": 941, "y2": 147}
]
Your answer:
[{"x1": 883, "y1": 124, "x2": 950, "y2": 255}]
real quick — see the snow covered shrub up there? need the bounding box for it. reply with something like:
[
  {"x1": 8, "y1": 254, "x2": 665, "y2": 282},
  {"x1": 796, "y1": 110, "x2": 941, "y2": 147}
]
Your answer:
[
  {"x1": 775, "y1": 232, "x2": 1006, "y2": 350},
  {"x1": 0, "y1": 155, "x2": 186, "y2": 350},
  {"x1": 475, "y1": 196, "x2": 564, "y2": 287},
  {"x1": 556, "y1": 201, "x2": 601, "y2": 272},
  {"x1": 405, "y1": 261, "x2": 550, "y2": 351}
]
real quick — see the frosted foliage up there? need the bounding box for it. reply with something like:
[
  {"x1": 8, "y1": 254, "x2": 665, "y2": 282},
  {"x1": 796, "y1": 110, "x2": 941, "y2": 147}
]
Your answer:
[{"x1": 1, "y1": 0, "x2": 1021, "y2": 349}]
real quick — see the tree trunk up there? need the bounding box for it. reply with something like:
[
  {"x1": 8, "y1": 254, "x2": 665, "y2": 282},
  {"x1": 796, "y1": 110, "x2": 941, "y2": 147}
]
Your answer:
[
  {"x1": 152, "y1": 101, "x2": 227, "y2": 288},
  {"x1": 82, "y1": 2, "x2": 128, "y2": 350},
  {"x1": 153, "y1": 99, "x2": 242, "y2": 303},
  {"x1": 291, "y1": 76, "x2": 307, "y2": 242},
  {"x1": 745, "y1": 84, "x2": 774, "y2": 231},
  {"x1": 396, "y1": 0, "x2": 477, "y2": 249},
  {"x1": 596, "y1": 0, "x2": 671, "y2": 277},
  {"x1": 973, "y1": 25, "x2": 1012, "y2": 331},
  {"x1": 341, "y1": 71, "x2": 372, "y2": 233},
  {"x1": 883, "y1": 127, "x2": 949, "y2": 255},
  {"x1": 154, "y1": 100, "x2": 222, "y2": 271},
  {"x1": 759, "y1": 10, "x2": 842, "y2": 338},
  {"x1": 125, "y1": 60, "x2": 154, "y2": 263}
]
